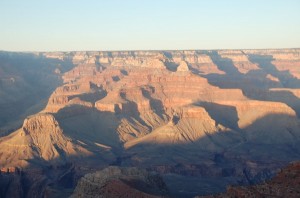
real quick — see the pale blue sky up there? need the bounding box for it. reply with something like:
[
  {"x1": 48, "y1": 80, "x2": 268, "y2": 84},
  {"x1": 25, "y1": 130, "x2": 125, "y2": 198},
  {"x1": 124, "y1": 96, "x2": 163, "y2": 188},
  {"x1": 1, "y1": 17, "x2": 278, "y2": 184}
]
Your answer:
[{"x1": 0, "y1": 0, "x2": 299, "y2": 51}]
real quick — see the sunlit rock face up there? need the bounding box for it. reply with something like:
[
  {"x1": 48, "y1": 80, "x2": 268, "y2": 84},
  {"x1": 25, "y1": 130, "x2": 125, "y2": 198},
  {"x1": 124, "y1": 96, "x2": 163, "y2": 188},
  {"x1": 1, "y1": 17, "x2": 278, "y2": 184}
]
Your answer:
[
  {"x1": 0, "y1": 113, "x2": 91, "y2": 168},
  {"x1": 1, "y1": 49, "x2": 300, "y2": 197}
]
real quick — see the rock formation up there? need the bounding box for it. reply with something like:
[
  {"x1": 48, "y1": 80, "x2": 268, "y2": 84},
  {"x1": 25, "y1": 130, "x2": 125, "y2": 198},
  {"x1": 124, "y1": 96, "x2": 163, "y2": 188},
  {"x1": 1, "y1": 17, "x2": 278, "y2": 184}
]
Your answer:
[
  {"x1": 200, "y1": 161, "x2": 300, "y2": 198},
  {"x1": 0, "y1": 113, "x2": 91, "y2": 168},
  {"x1": 2, "y1": 49, "x2": 300, "y2": 158},
  {"x1": 1, "y1": 49, "x2": 300, "y2": 197},
  {"x1": 176, "y1": 61, "x2": 189, "y2": 72},
  {"x1": 71, "y1": 166, "x2": 168, "y2": 198},
  {"x1": 218, "y1": 50, "x2": 260, "y2": 74}
]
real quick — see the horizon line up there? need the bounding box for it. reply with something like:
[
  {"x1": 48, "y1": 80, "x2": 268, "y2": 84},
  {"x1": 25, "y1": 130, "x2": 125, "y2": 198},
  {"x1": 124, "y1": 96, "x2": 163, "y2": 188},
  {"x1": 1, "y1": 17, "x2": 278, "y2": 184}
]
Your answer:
[{"x1": 1, "y1": 47, "x2": 300, "y2": 53}]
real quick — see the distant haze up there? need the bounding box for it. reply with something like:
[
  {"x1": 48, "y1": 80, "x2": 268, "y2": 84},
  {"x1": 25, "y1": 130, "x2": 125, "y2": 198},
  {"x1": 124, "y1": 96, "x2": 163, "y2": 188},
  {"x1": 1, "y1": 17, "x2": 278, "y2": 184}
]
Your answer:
[{"x1": 0, "y1": 0, "x2": 299, "y2": 51}]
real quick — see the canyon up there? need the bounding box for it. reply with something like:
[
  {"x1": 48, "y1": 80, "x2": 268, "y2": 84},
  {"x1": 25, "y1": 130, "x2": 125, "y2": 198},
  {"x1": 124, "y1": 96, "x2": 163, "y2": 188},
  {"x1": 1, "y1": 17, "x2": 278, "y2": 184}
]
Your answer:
[{"x1": 0, "y1": 49, "x2": 300, "y2": 197}]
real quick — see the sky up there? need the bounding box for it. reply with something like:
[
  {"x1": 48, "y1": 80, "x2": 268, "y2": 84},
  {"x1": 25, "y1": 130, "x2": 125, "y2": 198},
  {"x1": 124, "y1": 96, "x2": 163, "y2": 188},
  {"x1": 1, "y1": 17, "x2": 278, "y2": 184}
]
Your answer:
[{"x1": 0, "y1": 0, "x2": 299, "y2": 51}]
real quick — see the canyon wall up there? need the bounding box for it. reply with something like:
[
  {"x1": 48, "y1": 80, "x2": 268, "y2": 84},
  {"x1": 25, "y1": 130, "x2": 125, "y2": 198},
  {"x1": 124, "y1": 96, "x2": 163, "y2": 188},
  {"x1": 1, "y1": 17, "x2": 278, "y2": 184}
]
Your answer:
[{"x1": 0, "y1": 49, "x2": 300, "y2": 197}]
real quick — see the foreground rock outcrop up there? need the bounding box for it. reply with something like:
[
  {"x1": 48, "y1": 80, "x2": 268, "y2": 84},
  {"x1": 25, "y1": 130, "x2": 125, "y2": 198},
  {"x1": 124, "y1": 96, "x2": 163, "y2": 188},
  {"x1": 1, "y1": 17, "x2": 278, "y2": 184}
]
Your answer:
[
  {"x1": 201, "y1": 161, "x2": 300, "y2": 198},
  {"x1": 71, "y1": 166, "x2": 168, "y2": 198}
]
